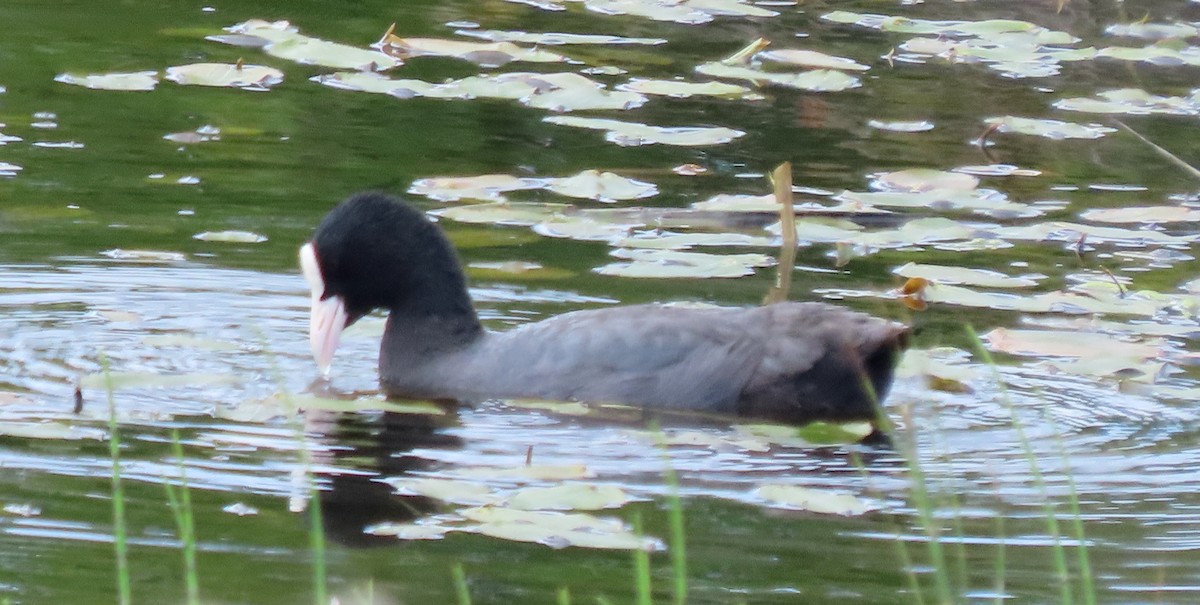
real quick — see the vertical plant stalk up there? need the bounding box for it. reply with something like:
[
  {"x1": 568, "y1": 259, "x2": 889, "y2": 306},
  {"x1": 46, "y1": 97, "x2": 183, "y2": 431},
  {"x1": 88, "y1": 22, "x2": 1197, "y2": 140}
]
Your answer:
[
  {"x1": 1045, "y1": 411, "x2": 1096, "y2": 605},
  {"x1": 103, "y1": 353, "x2": 132, "y2": 605},
  {"x1": 260, "y1": 332, "x2": 327, "y2": 605},
  {"x1": 650, "y1": 425, "x2": 688, "y2": 605},
  {"x1": 556, "y1": 587, "x2": 571, "y2": 605},
  {"x1": 965, "y1": 327, "x2": 1074, "y2": 604},
  {"x1": 452, "y1": 563, "x2": 471, "y2": 605},
  {"x1": 898, "y1": 406, "x2": 953, "y2": 605},
  {"x1": 763, "y1": 162, "x2": 797, "y2": 305},
  {"x1": 164, "y1": 429, "x2": 200, "y2": 605},
  {"x1": 989, "y1": 468, "x2": 1007, "y2": 605},
  {"x1": 633, "y1": 512, "x2": 653, "y2": 605}
]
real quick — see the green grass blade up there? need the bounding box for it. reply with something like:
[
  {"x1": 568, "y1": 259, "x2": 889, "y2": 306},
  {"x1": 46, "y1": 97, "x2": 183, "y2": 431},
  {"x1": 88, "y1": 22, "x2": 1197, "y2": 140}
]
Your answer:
[
  {"x1": 164, "y1": 429, "x2": 200, "y2": 605},
  {"x1": 452, "y1": 563, "x2": 472, "y2": 605},
  {"x1": 556, "y1": 587, "x2": 571, "y2": 605},
  {"x1": 965, "y1": 326, "x2": 1072, "y2": 605},
  {"x1": 102, "y1": 353, "x2": 132, "y2": 605},
  {"x1": 633, "y1": 512, "x2": 653, "y2": 605}
]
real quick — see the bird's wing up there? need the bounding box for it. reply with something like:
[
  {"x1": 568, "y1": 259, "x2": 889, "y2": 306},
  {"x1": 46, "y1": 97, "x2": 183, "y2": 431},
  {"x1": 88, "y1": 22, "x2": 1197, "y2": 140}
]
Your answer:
[{"x1": 474, "y1": 305, "x2": 766, "y2": 412}]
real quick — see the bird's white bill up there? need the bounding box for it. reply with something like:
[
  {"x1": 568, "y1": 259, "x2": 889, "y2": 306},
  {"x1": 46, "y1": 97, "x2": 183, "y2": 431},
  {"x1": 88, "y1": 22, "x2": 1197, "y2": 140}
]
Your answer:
[{"x1": 300, "y1": 242, "x2": 345, "y2": 376}]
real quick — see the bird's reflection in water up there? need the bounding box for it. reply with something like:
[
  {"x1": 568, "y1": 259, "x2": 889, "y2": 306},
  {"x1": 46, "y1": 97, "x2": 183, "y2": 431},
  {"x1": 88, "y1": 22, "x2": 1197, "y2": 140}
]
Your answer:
[{"x1": 303, "y1": 404, "x2": 464, "y2": 548}]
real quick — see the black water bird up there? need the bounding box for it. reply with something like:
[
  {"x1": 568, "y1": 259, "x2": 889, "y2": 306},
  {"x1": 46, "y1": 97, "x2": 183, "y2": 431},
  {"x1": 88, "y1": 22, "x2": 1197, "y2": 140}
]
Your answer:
[{"x1": 301, "y1": 192, "x2": 909, "y2": 426}]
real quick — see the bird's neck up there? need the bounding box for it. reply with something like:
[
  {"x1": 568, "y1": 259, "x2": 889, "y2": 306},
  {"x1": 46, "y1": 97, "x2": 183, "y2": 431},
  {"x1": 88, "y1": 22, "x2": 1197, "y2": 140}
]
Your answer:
[{"x1": 381, "y1": 294, "x2": 483, "y2": 362}]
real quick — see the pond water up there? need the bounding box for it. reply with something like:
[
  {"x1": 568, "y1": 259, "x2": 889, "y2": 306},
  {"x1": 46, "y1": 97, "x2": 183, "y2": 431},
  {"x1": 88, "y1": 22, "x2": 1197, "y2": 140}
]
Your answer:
[{"x1": 3, "y1": 0, "x2": 1200, "y2": 603}]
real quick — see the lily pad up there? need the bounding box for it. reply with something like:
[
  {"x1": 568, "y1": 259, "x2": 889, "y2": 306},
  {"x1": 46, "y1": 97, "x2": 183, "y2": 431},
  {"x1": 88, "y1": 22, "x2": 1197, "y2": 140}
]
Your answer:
[
  {"x1": 544, "y1": 115, "x2": 745, "y2": 146},
  {"x1": 616, "y1": 78, "x2": 753, "y2": 98},
  {"x1": 379, "y1": 35, "x2": 569, "y2": 65},
  {"x1": 217, "y1": 20, "x2": 399, "y2": 70},
  {"x1": 55, "y1": 71, "x2": 159, "y2": 91},
  {"x1": 165, "y1": 63, "x2": 284, "y2": 90},
  {"x1": 595, "y1": 248, "x2": 774, "y2": 278},
  {"x1": 1081, "y1": 206, "x2": 1200, "y2": 224},
  {"x1": 1054, "y1": 88, "x2": 1200, "y2": 116},
  {"x1": 545, "y1": 170, "x2": 658, "y2": 202},
  {"x1": 507, "y1": 483, "x2": 633, "y2": 510},
  {"x1": 985, "y1": 116, "x2": 1117, "y2": 140},
  {"x1": 409, "y1": 174, "x2": 544, "y2": 202},
  {"x1": 453, "y1": 464, "x2": 595, "y2": 482},
  {"x1": 1105, "y1": 22, "x2": 1199, "y2": 40},
  {"x1": 696, "y1": 62, "x2": 860, "y2": 91},
  {"x1": 874, "y1": 169, "x2": 978, "y2": 192},
  {"x1": 867, "y1": 119, "x2": 935, "y2": 132},
  {"x1": 983, "y1": 328, "x2": 1163, "y2": 360},
  {"x1": 81, "y1": 372, "x2": 239, "y2": 390},
  {"x1": 894, "y1": 262, "x2": 1041, "y2": 288},
  {"x1": 364, "y1": 522, "x2": 452, "y2": 540},
  {"x1": 758, "y1": 49, "x2": 870, "y2": 71},
  {"x1": 754, "y1": 485, "x2": 875, "y2": 515},
  {"x1": 388, "y1": 478, "x2": 500, "y2": 505},
  {"x1": 193, "y1": 231, "x2": 268, "y2": 243},
  {"x1": 100, "y1": 249, "x2": 187, "y2": 262},
  {"x1": 0, "y1": 421, "x2": 104, "y2": 441},
  {"x1": 457, "y1": 29, "x2": 667, "y2": 46},
  {"x1": 462, "y1": 506, "x2": 662, "y2": 550}
]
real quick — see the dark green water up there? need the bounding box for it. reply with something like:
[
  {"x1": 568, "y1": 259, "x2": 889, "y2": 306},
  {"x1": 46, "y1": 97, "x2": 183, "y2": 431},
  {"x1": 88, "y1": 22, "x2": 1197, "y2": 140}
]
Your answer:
[{"x1": 2, "y1": 0, "x2": 1200, "y2": 603}]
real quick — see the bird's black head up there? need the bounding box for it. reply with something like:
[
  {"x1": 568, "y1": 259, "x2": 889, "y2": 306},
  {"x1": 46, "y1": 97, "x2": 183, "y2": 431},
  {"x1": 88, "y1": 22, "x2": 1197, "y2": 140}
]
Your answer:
[{"x1": 304, "y1": 192, "x2": 474, "y2": 325}]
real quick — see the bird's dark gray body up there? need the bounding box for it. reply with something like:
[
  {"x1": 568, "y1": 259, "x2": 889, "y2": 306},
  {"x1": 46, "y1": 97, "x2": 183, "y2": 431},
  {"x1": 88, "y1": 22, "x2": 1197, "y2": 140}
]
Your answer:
[{"x1": 379, "y1": 302, "x2": 906, "y2": 423}]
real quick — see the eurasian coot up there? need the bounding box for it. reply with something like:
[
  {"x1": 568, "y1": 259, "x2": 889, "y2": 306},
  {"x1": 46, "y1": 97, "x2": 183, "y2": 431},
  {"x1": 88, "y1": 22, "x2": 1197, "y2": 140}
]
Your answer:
[{"x1": 301, "y1": 192, "x2": 909, "y2": 425}]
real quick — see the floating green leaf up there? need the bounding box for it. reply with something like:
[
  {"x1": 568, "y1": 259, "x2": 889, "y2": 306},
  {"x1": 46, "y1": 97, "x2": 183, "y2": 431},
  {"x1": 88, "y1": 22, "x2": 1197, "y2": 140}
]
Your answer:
[
  {"x1": 379, "y1": 35, "x2": 569, "y2": 65},
  {"x1": 507, "y1": 483, "x2": 633, "y2": 510},
  {"x1": 216, "y1": 20, "x2": 399, "y2": 70},
  {"x1": 165, "y1": 63, "x2": 284, "y2": 89},
  {"x1": 596, "y1": 248, "x2": 774, "y2": 278},
  {"x1": 894, "y1": 262, "x2": 1041, "y2": 288},
  {"x1": 616, "y1": 78, "x2": 753, "y2": 98},
  {"x1": 696, "y1": 62, "x2": 860, "y2": 91},
  {"x1": 758, "y1": 49, "x2": 870, "y2": 71},
  {"x1": 984, "y1": 116, "x2": 1117, "y2": 140},
  {"x1": 193, "y1": 231, "x2": 268, "y2": 243},
  {"x1": 456, "y1": 29, "x2": 667, "y2": 46},
  {"x1": 54, "y1": 71, "x2": 158, "y2": 91},
  {"x1": 1081, "y1": 206, "x2": 1200, "y2": 224},
  {"x1": 754, "y1": 485, "x2": 875, "y2": 515},
  {"x1": 544, "y1": 115, "x2": 745, "y2": 146}
]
